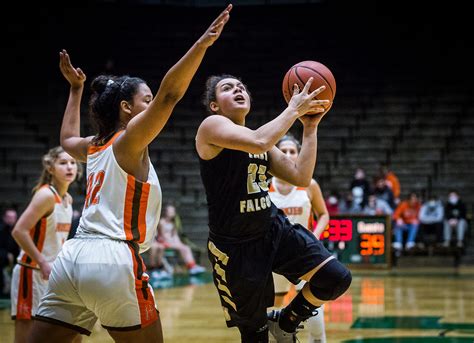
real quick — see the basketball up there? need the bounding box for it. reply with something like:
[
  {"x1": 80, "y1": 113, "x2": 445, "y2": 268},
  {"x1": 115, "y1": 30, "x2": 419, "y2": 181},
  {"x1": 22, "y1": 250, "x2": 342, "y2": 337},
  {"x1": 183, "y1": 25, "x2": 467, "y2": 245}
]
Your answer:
[{"x1": 282, "y1": 60, "x2": 336, "y2": 108}]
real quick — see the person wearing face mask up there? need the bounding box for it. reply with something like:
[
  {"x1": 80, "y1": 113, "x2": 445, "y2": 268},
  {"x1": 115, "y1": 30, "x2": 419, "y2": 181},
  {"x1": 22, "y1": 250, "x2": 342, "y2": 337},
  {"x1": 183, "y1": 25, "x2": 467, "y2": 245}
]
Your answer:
[
  {"x1": 325, "y1": 192, "x2": 340, "y2": 216},
  {"x1": 418, "y1": 195, "x2": 444, "y2": 247},
  {"x1": 443, "y1": 191, "x2": 467, "y2": 248},
  {"x1": 349, "y1": 168, "x2": 371, "y2": 209}
]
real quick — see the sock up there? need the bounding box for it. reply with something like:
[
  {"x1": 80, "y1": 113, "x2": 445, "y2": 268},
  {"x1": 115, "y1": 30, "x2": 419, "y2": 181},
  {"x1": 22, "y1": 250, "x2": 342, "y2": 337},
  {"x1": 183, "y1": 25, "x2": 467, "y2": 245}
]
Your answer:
[{"x1": 279, "y1": 291, "x2": 319, "y2": 333}]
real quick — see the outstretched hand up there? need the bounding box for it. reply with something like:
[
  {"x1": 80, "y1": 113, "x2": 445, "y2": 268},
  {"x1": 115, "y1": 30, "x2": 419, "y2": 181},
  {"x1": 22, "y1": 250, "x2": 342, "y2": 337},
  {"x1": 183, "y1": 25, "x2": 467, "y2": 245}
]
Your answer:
[
  {"x1": 59, "y1": 49, "x2": 86, "y2": 89},
  {"x1": 288, "y1": 78, "x2": 330, "y2": 118},
  {"x1": 198, "y1": 4, "x2": 232, "y2": 48}
]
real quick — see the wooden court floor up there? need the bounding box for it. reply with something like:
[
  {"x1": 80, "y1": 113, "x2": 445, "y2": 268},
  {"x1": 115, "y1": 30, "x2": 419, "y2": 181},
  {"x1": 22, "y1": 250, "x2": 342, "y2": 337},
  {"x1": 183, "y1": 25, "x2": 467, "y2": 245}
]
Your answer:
[{"x1": 1, "y1": 267, "x2": 474, "y2": 342}]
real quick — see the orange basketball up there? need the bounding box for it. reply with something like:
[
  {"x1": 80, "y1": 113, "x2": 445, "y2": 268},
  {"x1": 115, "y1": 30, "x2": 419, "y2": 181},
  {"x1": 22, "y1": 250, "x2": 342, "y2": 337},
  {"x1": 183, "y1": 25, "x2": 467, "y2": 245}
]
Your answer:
[{"x1": 282, "y1": 60, "x2": 336, "y2": 106}]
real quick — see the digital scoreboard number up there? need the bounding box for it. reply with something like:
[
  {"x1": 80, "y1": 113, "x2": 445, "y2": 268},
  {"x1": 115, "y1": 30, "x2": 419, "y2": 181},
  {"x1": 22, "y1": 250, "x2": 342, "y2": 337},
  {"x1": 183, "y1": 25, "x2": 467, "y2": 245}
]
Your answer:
[{"x1": 319, "y1": 215, "x2": 392, "y2": 268}]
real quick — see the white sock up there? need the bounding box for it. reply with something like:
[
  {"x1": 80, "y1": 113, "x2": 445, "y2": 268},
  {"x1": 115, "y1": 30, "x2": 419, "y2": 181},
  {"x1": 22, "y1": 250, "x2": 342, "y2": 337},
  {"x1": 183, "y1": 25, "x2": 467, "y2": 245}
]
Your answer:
[{"x1": 307, "y1": 304, "x2": 326, "y2": 343}]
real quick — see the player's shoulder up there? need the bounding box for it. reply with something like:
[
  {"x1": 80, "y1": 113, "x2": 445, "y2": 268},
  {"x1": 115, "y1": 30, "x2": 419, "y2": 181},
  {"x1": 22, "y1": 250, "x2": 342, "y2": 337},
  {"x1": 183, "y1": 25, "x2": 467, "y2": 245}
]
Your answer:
[
  {"x1": 30, "y1": 186, "x2": 57, "y2": 208},
  {"x1": 200, "y1": 114, "x2": 232, "y2": 128}
]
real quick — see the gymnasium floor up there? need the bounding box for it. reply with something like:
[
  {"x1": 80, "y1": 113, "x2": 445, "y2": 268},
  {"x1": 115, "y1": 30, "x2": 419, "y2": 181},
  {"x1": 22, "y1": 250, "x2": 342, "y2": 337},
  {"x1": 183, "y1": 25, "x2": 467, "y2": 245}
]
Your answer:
[{"x1": 1, "y1": 267, "x2": 474, "y2": 342}]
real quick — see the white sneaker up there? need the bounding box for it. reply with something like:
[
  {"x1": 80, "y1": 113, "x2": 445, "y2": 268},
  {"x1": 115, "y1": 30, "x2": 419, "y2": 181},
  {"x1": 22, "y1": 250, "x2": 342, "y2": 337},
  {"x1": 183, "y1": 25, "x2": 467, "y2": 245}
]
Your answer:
[
  {"x1": 151, "y1": 269, "x2": 172, "y2": 279},
  {"x1": 189, "y1": 265, "x2": 206, "y2": 275},
  {"x1": 392, "y1": 242, "x2": 402, "y2": 250},
  {"x1": 405, "y1": 242, "x2": 415, "y2": 250},
  {"x1": 267, "y1": 310, "x2": 298, "y2": 343}
]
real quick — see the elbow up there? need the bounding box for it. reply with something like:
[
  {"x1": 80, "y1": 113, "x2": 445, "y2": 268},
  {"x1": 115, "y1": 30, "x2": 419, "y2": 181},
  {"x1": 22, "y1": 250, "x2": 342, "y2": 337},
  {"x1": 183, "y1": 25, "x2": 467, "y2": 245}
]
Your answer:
[
  {"x1": 292, "y1": 176, "x2": 311, "y2": 188},
  {"x1": 250, "y1": 138, "x2": 272, "y2": 155},
  {"x1": 11, "y1": 227, "x2": 20, "y2": 241},
  {"x1": 299, "y1": 178, "x2": 312, "y2": 188}
]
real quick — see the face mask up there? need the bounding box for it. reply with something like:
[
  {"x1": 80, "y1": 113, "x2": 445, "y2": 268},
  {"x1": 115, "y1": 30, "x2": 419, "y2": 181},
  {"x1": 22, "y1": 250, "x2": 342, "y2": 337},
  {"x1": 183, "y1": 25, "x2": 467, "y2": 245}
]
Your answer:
[{"x1": 449, "y1": 196, "x2": 458, "y2": 204}]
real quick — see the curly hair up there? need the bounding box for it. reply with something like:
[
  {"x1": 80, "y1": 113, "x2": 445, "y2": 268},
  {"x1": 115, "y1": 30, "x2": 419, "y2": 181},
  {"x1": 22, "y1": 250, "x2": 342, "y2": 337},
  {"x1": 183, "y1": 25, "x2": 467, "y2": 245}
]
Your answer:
[{"x1": 88, "y1": 75, "x2": 146, "y2": 144}]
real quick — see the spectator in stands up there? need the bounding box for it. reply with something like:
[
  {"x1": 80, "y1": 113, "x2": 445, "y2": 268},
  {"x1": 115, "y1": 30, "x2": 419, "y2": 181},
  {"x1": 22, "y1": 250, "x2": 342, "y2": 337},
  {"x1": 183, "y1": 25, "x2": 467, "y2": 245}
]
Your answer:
[
  {"x1": 11, "y1": 146, "x2": 79, "y2": 343},
  {"x1": 362, "y1": 193, "x2": 393, "y2": 216},
  {"x1": 349, "y1": 168, "x2": 371, "y2": 209},
  {"x1": 325, "y1": 191, "x2": 340, "y2": 216},
  {"x1": 0, "y1": 207, "x2": 18, "y2": 298},
  {"x1": 392, "y1": 192, "x2": 421, "y2": 251},
  {"x1": 373, "y1": 176, "x2": 396, "y2": 209},
  {"x1": 339, "y1": 191, "x2": 363, "y2": 214},
  {"x1": 30, "y1": 6, "x2": 232, "y2": 343},
  {"x1": 379, "y1": 162, "x2": 401, "y2": 204},
  {"x1": 157, "y1": 203, "x2": 205, "y2": 275},
  {"x1": 443, "y1": 190, "x2": 468, "y2": 248},
  {"x1": 147, "y1": 237, "x2": 172, "y2": 279},
  {"x1": 418, "y1": 194, "x2": 444, "y2": 246},
  {"x1": 196, "y1": 74, "x2": 351, "y2": 342}
]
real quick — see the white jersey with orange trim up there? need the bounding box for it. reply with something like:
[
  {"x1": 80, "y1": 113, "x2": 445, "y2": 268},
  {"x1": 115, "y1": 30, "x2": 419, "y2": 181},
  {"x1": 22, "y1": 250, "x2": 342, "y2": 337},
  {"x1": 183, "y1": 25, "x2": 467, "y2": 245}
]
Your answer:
[
  {"x1": 17, "y1": 185, "x2": 72, "y2": 269},
  {"x1": 269, "y1": 180, "x2": 313, "y2": 230},
  {"x1": 269, "y1": 179, "x2": 313, "y2": 295},
  {"x1": 76, "y1": 132, "x2": 162, "y2": 253}
]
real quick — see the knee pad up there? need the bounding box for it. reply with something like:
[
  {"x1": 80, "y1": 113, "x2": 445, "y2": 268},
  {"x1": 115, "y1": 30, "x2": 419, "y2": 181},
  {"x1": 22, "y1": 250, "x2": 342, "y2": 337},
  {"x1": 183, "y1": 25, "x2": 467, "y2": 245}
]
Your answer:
[{"x1": 307, "y1": 260, "x2": 352, "y2": 301}]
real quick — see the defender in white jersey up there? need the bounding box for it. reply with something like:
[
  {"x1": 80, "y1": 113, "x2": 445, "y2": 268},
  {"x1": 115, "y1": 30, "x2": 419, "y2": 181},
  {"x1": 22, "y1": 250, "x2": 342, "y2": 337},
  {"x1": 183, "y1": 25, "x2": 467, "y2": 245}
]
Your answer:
[
  {"x1": 268, "y1": 134, "x2": 330, "y2": 343},
  {"x1": 30, "y1": 6, "x2": 232, "y2": 343},
  {"x1": 11, "y1": 146, "x2": 78, "y2": 343}
]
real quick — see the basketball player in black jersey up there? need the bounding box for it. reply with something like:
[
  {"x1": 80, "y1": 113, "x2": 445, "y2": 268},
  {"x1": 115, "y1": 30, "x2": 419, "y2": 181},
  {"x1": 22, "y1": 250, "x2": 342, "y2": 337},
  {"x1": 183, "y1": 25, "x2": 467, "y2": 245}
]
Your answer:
[{"x1": 196, "y1": 75, "x2": 352, "y2": 343}]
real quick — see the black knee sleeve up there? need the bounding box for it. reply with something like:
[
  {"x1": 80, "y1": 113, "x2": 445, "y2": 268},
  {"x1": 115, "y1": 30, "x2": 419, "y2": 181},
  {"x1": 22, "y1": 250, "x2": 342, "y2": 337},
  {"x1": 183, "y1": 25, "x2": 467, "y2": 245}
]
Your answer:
[
  {"x1": 308, "y1": 259, "x2": 352, "y2": 301},
  {"x1": 238, "y1": 324, "x2": 269, "y2": 343}
]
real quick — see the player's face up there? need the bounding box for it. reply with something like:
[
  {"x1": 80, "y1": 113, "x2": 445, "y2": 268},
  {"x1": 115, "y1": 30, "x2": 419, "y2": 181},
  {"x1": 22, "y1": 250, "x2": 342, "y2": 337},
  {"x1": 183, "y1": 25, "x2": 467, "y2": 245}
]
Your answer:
[
  {"x1": 52, "y1": 152, "x2": 78, "y2": 185},
  {"x1": 213, "y1": 78, "x2": 250, "y2": 117},
  {"x1": 129, "y1": 83, "x2": 153, "y2": 117},
  {"x1": 278, "y1": 140, "x2": 299, "y2": 162}
]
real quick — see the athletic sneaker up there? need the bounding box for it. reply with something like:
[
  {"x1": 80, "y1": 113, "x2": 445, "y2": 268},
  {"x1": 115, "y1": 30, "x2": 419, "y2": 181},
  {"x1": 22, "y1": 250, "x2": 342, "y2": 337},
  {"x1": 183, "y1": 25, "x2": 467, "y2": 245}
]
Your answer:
[
  {"x1": 188, "y1": 265, "x2": 206, "y2": 275},
  {"x1": 151, "y1": 269, "x2": 172, "y2": 279},
  {"x1": 267, "y1": 309, "x2": 298, "y2": 343}
]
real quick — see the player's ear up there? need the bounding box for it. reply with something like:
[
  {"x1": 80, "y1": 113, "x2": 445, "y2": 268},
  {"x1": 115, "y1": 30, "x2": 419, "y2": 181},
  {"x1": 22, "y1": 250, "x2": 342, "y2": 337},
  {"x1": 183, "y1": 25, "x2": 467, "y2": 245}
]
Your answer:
[
  {"x1": 120, "y1": 100, "x2": 132, "y2": 114},
  {"x1": 210, "y1": 101, "x2": 219, "y2": 113}
]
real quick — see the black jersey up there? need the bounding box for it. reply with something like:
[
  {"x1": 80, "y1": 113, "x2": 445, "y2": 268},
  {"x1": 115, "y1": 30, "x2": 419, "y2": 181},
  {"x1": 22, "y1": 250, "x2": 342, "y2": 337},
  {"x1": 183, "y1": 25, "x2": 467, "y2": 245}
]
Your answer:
[{"x1": 199, "y1": 148, "x2": 277, "y2": 242}]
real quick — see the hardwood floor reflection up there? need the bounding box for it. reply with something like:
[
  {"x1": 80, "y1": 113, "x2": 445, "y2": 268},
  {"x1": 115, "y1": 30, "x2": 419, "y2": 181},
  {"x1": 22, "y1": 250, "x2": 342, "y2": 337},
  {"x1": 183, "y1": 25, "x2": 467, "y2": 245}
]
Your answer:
[{"x1": 1, "y1": 267, "x2": 473, "y2": 342}]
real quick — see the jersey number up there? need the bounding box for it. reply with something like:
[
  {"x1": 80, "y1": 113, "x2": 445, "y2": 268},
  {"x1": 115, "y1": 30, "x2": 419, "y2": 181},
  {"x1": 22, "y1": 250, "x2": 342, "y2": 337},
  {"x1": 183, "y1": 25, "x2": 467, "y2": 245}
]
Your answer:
[
  {"x1": 247, "y1": 163, "x2": 269, "y2": 194},
  {"x1": 84, "y1": 170, "x2": 105, "y2": 208}
]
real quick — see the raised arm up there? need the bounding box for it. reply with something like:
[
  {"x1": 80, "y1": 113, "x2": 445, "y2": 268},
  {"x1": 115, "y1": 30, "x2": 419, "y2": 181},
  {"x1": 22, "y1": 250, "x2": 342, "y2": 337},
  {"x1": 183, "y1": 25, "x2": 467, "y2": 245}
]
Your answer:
[
  {"x1": 59, "y1": 50, "x2": 93, "y2": 163},
  {"x1": 268, "y1": 111, "x2": 326, "y2": 187},
  {"x1": 196, "y1": 80, "x2": 328, "y2": 159},
  {"x1": 118, "y1": 5, "x2": 232, "y2": 153}
]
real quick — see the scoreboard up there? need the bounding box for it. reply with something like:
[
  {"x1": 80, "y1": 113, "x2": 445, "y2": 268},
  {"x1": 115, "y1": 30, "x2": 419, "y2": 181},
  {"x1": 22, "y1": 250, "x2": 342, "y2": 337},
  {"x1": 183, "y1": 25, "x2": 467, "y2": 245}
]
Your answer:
[{"x1": 319, "y1": 215, "x2": 392, "y2": 268}]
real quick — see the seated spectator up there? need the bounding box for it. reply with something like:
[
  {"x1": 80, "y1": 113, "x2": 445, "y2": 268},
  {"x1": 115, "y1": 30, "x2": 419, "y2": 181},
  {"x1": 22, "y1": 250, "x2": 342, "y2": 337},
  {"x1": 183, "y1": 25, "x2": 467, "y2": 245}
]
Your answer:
[
  {"x1": 362, "y1": 193, "x2": 393, "y2": 216},
  {"x1": 350, "y1": 168, "x2": 371, "y2": 209},
  {"x1": 443, "y1": 190, "x2": 468, "y2": 248},
  {"x1": 0, "y1": 207, "x2": 18, "y2": 297},
  {"x1": 418, "y1": 195, "x2": 444, "y2": 246},
  {"x1": 379, "y1": 162, "x2": 401, "y2": 204},
  {"x1": 392, "y1": 192, "x2": 421, "y2": 251},
  {"x1": 148, "y1": 238, "x2": 172, "y2": 279},
  {"x1": 339, "y1": 191, "x2": 363, "y2": 214},
  {"x1": 373, "y1": 176, "x2": 396, "y2": 209},
  {"x1": 325, "y1": 191, "x2": 340, "y2": 216},
  {"x1": 157, "y1": 203, "x2": 206, "y2": 275}
]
